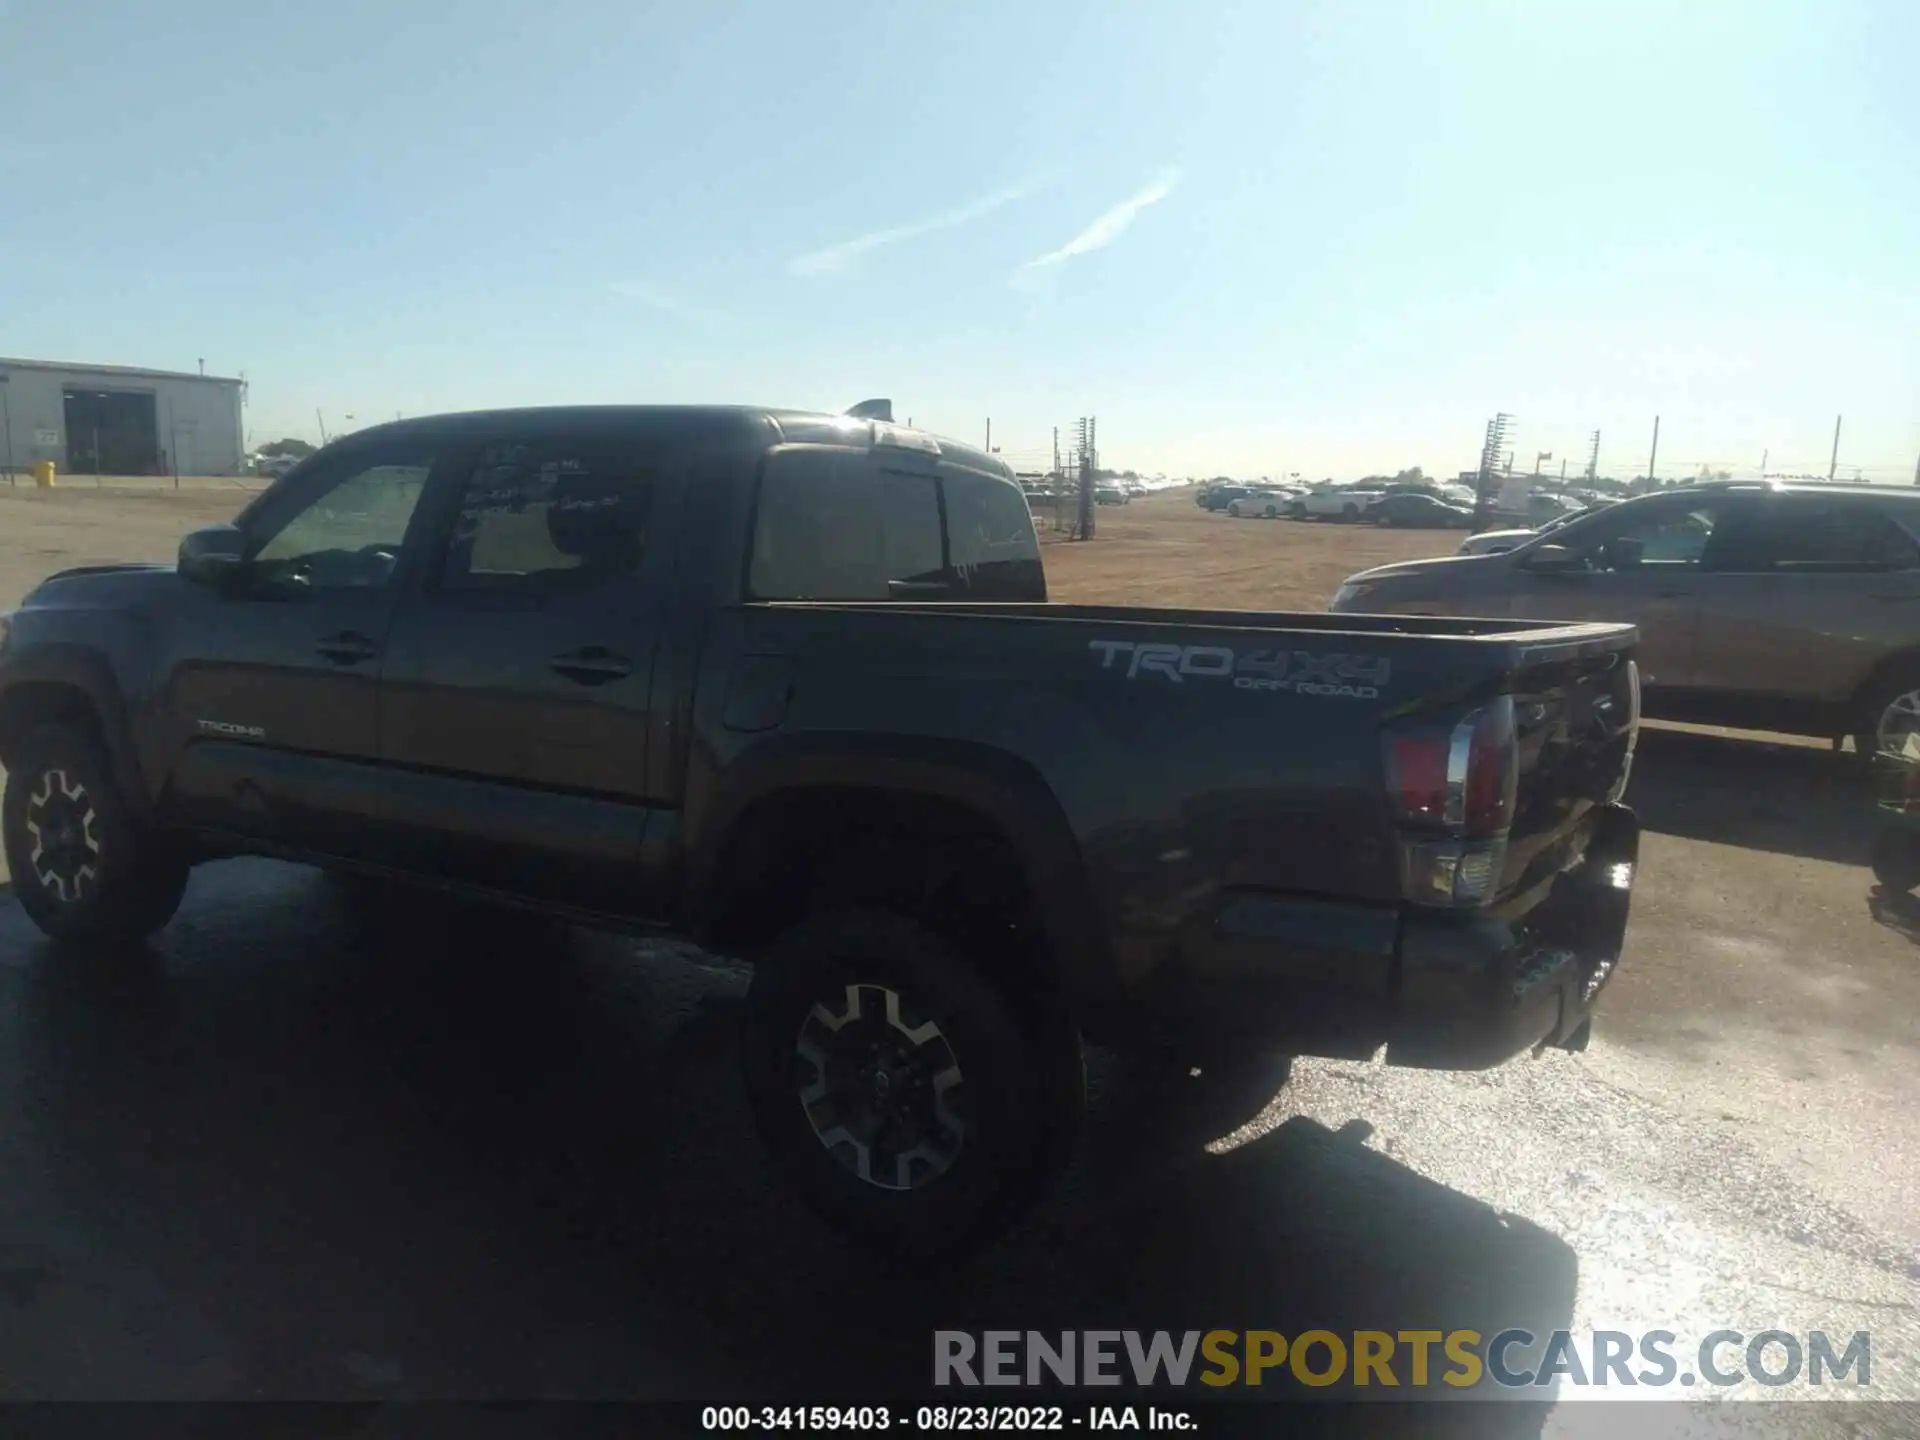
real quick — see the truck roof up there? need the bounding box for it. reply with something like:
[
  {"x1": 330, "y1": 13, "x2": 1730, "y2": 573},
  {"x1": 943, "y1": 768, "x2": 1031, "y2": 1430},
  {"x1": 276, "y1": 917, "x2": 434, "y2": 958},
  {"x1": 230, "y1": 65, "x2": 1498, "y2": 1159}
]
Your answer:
[{"x1": 334, "y1": 405, "x2": 1014, "y2": 479}]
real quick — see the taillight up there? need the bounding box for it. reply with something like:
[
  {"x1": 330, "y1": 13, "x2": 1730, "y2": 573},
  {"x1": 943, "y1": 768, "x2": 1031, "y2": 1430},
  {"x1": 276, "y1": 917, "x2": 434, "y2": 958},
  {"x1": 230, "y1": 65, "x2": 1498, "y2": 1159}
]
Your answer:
[
  {"x1": 1463, "y1": 696, "x2": 1518, "y2": 836},
  {"x1": 1384, "y1": 696, "x2": 1519, "y2": 907},
  {"x1": 1390, "y1": 736, "x2": 1450, "y2": 825}
]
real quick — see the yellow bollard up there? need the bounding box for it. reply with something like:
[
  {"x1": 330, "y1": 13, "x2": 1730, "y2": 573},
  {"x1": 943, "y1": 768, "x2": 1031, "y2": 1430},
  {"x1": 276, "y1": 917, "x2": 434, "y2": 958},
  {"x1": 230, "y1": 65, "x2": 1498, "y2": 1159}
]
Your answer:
[{"x1": 31, "y1": 460, "x2": 56, "y2": 489}]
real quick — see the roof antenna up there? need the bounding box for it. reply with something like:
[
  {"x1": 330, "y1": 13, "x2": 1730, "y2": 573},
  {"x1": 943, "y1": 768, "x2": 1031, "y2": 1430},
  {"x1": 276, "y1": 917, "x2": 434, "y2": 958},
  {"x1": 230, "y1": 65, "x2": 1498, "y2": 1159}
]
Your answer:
[{"x1": 845, "y1": 398, "x2": 893, "y2": 423}]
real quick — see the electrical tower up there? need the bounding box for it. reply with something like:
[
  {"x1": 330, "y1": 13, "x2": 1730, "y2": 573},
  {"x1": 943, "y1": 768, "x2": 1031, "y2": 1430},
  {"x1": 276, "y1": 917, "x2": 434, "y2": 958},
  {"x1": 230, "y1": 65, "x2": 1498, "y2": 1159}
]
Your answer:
[
  {"x1": 1072, "y1": 417, "x2": 1098, "y2": 540},
  {"x1": 1585, "y1": 430, "x2": 1601, "y2": 485},
  {"x1": 1474, "y1": 413, "x2": 1512, "y2": 528}
]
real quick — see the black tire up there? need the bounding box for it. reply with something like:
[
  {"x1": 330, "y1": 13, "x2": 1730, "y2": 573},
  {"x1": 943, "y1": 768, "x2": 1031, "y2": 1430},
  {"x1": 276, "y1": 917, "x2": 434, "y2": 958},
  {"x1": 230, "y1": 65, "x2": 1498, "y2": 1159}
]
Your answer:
[
  {"x1": 1262, "y1": 505, "x2": 1278, "y2": 519},
  {"x1": 1341, "y1": 503, "x2": 1360, "y2": 522},
  {"x1": 1872, "y1": 829, "x2": 1920, "y2": 893},
  {"x1": 2, "y1": 723, "x2": 189, "y2": 947},
  {"x1": 1289, "y1": 502, "x2": 1307, "y2": 520},
  {"x1": 740, "y1": 909, "x2": 1083, "y2": 1258}
]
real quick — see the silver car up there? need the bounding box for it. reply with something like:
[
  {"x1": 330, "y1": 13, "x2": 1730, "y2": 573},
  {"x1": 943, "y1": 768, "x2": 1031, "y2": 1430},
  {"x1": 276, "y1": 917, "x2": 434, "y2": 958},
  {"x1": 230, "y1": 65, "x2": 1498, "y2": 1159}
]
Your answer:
[{"x1": 1331, "y1": 480, "x2": 1920, "y2": 754}]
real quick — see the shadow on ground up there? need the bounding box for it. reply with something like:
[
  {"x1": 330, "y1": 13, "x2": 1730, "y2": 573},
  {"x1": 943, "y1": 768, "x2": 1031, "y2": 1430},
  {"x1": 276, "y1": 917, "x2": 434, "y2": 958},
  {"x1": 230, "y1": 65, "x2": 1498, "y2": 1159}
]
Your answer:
[
  {"x1": 1629, "y1": 725, "x2": 1868, "y2": 865},
  {"x1": 0, "y1": 862, "x2": 1572, "y2": 1434}
]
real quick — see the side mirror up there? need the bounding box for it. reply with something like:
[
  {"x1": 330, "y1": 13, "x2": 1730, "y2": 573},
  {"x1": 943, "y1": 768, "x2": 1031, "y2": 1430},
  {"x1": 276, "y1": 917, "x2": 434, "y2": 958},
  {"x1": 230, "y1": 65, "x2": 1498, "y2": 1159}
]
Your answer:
[
  {"x1": 1519, "y1": 542, "x2": 1586, "y2": 573},
  {"x1": 178, "y1": 524, "x2": 247, "y2": 586}
]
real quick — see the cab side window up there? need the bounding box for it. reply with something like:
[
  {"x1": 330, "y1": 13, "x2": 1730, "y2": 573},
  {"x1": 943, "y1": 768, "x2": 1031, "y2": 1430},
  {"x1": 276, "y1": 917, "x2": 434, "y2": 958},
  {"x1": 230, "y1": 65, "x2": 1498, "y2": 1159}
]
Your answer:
[
  {"x1": 749, "y1": 448, "x2": 943, "y2": 600},
  {"x1": 748, "y1": 448, "x2": 1045, "y2": 602},
  {"x1": 942, "y1": 466, "x2": 1045, "y2": 601},
  {"x1": 244, "y1": 444, "x2": 438, "y2": 592},
  {"x1": 438, "y1": 438, "x2": 654, "y2": 596}
]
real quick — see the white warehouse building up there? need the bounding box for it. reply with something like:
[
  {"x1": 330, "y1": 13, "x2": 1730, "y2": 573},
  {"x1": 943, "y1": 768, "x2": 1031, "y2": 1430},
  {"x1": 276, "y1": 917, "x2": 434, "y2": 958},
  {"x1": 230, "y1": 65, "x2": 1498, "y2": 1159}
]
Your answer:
[{"x1": 0, "y1": 357, "x2": 245, "y2": 479}]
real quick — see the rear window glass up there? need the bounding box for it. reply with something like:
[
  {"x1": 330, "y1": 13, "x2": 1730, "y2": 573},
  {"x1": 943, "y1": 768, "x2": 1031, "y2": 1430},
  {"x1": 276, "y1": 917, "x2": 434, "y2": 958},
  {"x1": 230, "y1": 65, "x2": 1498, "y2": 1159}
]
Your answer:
[
  {"x1": 1710, "y1": 501, "x2": 1920, "y2": 572},
  {"x1": 943, "y1": 467, "x2": 1045, "y2": 600},
  {"x1": 749, "y1": 448, "x2": 1043, "y2": 601}
]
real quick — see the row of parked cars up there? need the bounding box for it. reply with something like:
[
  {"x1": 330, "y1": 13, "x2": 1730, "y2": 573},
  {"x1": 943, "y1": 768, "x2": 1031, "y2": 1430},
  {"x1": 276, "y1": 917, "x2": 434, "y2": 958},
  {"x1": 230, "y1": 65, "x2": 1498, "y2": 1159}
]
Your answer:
[{"x1": 1199, "y1": 477, "x2": 1593, "y2": 532}]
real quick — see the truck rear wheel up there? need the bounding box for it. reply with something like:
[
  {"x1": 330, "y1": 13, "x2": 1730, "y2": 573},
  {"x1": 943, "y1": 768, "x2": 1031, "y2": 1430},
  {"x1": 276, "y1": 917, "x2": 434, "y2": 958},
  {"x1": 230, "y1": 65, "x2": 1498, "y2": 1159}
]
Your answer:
[
  {"x1": 740, "y1": 910, "x2": 1083, "y2": 1258},
  {"x1": 2, "y1": 723, "x2": 189, "y2": 947}
]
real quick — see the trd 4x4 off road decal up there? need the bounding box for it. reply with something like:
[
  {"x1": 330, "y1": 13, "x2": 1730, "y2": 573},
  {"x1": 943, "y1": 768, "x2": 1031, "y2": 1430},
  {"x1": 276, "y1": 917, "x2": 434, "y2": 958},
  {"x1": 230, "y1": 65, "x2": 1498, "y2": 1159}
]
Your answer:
[{"x1": 1087, "y1": 640, "x2": 1391, "y2": 698}]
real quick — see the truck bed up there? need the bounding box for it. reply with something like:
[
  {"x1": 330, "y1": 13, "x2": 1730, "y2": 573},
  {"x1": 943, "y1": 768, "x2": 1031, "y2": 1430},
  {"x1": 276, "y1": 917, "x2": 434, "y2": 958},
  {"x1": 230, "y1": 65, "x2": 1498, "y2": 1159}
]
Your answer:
[{"x1": 694, "y1": 600, "x2": 1639, "y2": 1042}]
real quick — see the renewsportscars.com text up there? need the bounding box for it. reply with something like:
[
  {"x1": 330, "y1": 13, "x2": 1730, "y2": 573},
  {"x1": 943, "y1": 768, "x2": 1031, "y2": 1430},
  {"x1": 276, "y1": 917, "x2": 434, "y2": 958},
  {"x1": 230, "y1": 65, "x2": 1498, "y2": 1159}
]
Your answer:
[{"x1": 933, "y1": 1329, "x2": 1872, "y2": 1391}]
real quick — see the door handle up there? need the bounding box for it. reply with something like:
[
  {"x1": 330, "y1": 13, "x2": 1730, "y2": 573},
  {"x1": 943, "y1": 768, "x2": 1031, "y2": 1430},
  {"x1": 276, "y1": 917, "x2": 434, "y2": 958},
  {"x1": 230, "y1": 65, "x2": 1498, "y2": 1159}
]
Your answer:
[
  {"x1": 316, "y1": 631, "x2": 379, "y2": 665},
  {"x1": 1653, "y1": 589, "x2": 1695, "y2": 600},
  {"x1": 550, "y1": 647, "x2": 634, "y2": 685}
]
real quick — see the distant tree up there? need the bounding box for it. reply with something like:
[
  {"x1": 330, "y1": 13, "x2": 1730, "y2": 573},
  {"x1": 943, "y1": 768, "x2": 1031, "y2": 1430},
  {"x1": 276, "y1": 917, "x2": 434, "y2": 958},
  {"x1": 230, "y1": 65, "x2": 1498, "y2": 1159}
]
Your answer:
[
  {"x1": 1392, "y1": 466, "x2": 1427, "y2": 485},
  {"x1": 1209, "y1": 475, "x2": 1235, "y2": 486},
  {"x1": 258, "y1": 438, "x2": 317, "y2": 460}
]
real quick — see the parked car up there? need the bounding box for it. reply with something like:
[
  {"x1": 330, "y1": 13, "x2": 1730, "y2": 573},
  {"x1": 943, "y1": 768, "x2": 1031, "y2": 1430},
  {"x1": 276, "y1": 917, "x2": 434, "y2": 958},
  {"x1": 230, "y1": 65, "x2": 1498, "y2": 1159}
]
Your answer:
[
  {"x1": 0, "y1": 403, "x2": 1640, "y2": 1256},
  {"x1": 1456, "y1": 510, "x2": 1584, "y2": 557},
  {"x1": 1198, "y1": 484, "x2": 1251, "y2": 511},
  {"x1": 1227, "y1": 487, "x2": 1297, "y2": 519},
  {"x1": 1293, "y1": 483, "x2": 1387, "y2": 521},
  {"x1": 1363, "y1": 492, "x2": 1475, "y2": 529},
  {"x1": 1332, "y1": 479, "x2": 1920, "y2": 756}
]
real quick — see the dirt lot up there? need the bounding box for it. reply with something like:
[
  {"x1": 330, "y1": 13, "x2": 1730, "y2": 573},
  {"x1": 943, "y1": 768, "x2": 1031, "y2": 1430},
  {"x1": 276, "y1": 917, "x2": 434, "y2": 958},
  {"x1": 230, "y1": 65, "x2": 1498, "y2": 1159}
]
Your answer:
[
  {"x1": 1037, "y1": 490, "x2": 1456, "y2": 606},
  {"x1": 0, "y1": 478, "x2": 265, "y2": 609}
]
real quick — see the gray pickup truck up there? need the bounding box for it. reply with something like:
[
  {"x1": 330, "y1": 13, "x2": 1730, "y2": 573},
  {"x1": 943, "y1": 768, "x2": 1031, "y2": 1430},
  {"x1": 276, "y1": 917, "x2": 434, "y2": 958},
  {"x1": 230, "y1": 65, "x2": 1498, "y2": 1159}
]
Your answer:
[{"x1": 2, "y1": 404, "x2": 1642, "y2": 1253}]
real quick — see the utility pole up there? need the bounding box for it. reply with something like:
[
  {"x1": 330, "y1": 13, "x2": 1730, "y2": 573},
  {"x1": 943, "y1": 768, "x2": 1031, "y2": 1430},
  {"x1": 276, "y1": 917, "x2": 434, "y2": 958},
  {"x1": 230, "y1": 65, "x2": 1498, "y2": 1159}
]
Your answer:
[
  {"x1": 316, "y1": 409, "x2": 330, "y2": 445},
  {"x1": 1586, "y1": 430, "x2": 1600, "y2": 484},
  {"x1": 1646, "y1": 415, "x2": 1661, "y2": 488},
  {"x1": 1760, "y1": 448, "x2": 1769, "y2": 479},
  {"x1": 1560, "y1": 458, "x2": 1567, "y2": 481},
  {"x1": 985, "y1": 417, "x2": 992, "y2": 453},
  {"x1": 1828, "y1": 414, "x2": 1842, "y2": 481},
  {"x1": 0, "y1": 373, "x2": 13, "y2": 485}
]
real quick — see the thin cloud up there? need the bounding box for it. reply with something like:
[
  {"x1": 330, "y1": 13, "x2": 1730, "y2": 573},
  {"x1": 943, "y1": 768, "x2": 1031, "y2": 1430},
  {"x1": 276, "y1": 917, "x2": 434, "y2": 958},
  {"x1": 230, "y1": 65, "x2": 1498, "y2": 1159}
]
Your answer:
[
  {"x1": 788, "y1": 182, "x2": 1036, "y2": 277},
  {"x1": 607, "y1": 281, "x2": 713, "y2": 319},
  {"x1": 1021, "y1": 168, "x2": 1180, "y2": 274}
]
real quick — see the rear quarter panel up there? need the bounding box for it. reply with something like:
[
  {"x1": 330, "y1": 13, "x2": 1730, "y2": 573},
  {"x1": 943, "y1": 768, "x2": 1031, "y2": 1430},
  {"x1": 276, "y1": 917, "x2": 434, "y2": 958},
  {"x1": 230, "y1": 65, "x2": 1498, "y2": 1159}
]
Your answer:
[{"x1": 684, "y1": 606, "x2": 1531, "y2": 998}]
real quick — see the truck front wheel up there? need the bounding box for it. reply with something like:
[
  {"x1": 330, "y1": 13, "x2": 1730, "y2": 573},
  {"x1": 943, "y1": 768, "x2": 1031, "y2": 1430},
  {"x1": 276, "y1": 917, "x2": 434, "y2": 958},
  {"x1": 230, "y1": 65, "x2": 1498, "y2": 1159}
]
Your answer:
[
  {"x1": 741, "y1": 910, "x2": 1082, "y2": 1257},
  {"x1": 2, "y1": 723, "x2": 189, "y2": 947}
]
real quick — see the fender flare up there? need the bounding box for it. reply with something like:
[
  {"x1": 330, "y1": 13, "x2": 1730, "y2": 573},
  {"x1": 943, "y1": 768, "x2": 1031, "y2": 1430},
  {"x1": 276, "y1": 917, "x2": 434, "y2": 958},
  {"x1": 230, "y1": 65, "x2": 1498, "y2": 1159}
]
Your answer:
[
  {"x1": 685, "y1": 732, "x2": 1113, "y2": 1004},
  {"x1": 0, "y1": 645, "x2": 152, "y2": 823}
]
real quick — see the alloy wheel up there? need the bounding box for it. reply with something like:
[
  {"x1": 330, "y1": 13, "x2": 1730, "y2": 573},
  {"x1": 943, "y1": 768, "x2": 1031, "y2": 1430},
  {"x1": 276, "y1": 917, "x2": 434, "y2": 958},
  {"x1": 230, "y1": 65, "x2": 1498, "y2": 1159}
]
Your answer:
[
  {"x1": 1877, "y1": 690, "x2": 1920, "y2": 757},
  {"x1": 794, "y1": 982, "x2": 966, "y2": 1191},
  {"x1": 22, "y1": 768, "x2": 103, "y2": 903}
]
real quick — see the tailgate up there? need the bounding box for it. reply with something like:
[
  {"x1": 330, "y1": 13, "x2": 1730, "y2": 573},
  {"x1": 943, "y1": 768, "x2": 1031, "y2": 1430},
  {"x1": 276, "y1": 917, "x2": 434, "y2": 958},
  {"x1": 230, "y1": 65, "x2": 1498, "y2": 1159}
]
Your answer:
[{"x1": 1498, "y1": 640, "x2": 1641, "y2": 901}]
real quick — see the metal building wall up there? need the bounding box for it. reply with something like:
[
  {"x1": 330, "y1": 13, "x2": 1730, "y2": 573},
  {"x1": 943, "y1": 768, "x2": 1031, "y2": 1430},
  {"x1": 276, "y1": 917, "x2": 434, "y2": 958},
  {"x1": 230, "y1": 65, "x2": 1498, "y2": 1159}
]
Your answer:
[{"x1": 0, "y1": 361, "x2": 245, "y2": 477}]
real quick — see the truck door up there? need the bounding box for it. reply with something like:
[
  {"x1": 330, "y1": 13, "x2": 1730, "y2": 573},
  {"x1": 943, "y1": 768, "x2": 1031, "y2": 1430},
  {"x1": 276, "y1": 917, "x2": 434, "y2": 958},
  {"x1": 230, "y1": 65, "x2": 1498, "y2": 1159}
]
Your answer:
[
  {"x1": 376, "y1": 429, "x2": 673, "y2": 914},
  {"x1": 152, "y1": 435, "x2": 446, "y2": 858}
]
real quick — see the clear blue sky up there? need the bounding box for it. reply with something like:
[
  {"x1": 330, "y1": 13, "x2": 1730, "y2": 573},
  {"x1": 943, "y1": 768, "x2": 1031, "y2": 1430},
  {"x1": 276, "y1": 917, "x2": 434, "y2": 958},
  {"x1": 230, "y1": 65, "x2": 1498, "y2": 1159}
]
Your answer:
[{"x1": 3, "y1": 0, "x2": 1915, "y2": 481}]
